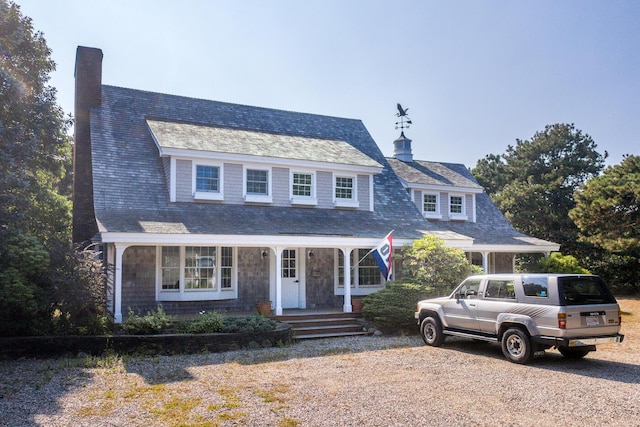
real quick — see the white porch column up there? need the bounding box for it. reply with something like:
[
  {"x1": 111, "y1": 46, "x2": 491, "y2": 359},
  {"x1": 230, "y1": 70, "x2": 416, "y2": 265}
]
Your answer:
[
  {"x1": 113, "y1": 244, "x2": 127, "y2": 323},
  {"x1": 274, "y1": 247, "x2": 284, "y2": 315},
  {"x1": 482, "y1": 251, "x2": 490, "y2": 274},
  {"x1": 342, "y1": 247, "x2": 353, "y2": 313}
]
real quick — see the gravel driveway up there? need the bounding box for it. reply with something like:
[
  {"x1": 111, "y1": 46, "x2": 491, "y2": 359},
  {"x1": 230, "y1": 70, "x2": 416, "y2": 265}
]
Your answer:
[{"x1": 1, "y1": 298, "x2": 639, "y2": 427}]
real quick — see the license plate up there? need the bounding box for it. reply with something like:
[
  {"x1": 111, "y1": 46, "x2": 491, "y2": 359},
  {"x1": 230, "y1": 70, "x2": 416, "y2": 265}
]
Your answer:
[{"x1": 586, "y1": 315, "x2": 600, "y2": 327}]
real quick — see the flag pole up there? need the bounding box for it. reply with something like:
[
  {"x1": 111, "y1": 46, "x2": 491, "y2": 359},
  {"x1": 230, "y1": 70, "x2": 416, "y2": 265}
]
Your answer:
[{"x1": 350, "y1": 230, "x2": 394, "y2": 270}]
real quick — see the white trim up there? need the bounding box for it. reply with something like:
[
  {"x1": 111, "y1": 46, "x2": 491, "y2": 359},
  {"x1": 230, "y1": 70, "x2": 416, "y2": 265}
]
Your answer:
[
  {"x1": 408, "y1": 182, "x2": 483, "y2": 194},
  {"x1": 472, "y1": 194, "x2": 477, "y2": 223},
  {"x1": 368, "y1": 175, "x2": 374, "y2": 212},
  {"x1": 160, "y1": 148, "x2": 383, "y2": 174},
  {"x1": 334, "y1": 248, "x2": 385, "y2": 296},
  {"x1": 449, "y1": 193, "x2": 467, "y2": 220},
  {"x1": 155, "y1": 245, "x2": 238, "y2": 302},
  {"x1": 421, "y1": 191, "x2": 442, "y2": 219},
  {"x1": 169, "y1": 157, "x2": 177, "y2": 202},
  {"x1": 333, "y1": 173, "x2": 359, "y2": 208},
  {"x1": 192, "y1": 160, "x2": 224, "y2": 201},
  {"x1": 243, "y1": 165, "x2": 272, "y2": 203},
  {"x1": 290, "y1": 170, "x2": 318, "y2": 206}
]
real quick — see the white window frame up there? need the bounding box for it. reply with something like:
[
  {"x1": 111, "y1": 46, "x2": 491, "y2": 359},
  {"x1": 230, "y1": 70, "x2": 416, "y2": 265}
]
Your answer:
[
  {"x1": 290, "y1": 170, "x2": 318, "y2": 206},
  {"x1": 333, "y1": 173, "x2": 359, "y2": 208},
  {"x1": 156, "y1": 246, "x2": 237, "y2": 301},
  {"x1": 334, "y1": 249, "x2": 384, "y2": 295},
  {"x1": 244, "y1": 166, "x2": 272, "y2": 203},
  {"x1": 422, "y1": 191, "x2": 442, "y2": 219},
  {"x1": 193, "y1": 161, "x2": 224, "y2": 201},
  {"x1": 449, "y1": 193, "x2": 468, "y2": 220}
]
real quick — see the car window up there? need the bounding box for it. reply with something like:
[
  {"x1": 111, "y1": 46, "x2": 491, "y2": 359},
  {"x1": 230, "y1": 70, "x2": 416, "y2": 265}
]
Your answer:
[
  {"x1": 454, "y1": 279, "x2": 481, "y2": 299},
  {"x1": 558, "y1": 276, "x2": 616, "y2": 305},
  {"x1": 485, "y1": 280, "x2": 516, "y2": 299},
  {"x1": 522, "y1": 276, "x2": 549, "y2": 298}
]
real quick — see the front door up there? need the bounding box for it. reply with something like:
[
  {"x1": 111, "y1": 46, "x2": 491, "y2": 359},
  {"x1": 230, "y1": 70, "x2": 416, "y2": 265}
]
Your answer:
[{"x1": 281, "y1": 249, "x2": 299, "y2": 308}]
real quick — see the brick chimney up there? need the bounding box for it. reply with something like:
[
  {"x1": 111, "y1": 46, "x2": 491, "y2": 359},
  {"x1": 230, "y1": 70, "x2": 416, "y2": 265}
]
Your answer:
[{"x1": 72, "y1": 46, "x2": 103, "y2": 244}]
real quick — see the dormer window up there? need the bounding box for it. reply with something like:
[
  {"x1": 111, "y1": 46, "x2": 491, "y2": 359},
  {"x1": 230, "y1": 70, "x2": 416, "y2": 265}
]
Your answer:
[
  {"x1": 422, "y1": 192, "x2": 441, "y2": 219},
  {"x1": 244, "y1": 167, "x2": 272, "y2": 203},
  {"x1": 449, "y1": 194, "x2": 468, "y2": 220},
  {"x1": 291, "y1": 171, "x2": 318, "y2": 206},
  {"x1": 193, "y1": 162, "x2": 223, "y2": 201},
  {"x1": 196, "y1": 165, "x2": 219, "y2": 192},
  {"x1": 334, "y1": 174, "x2": 359, "y2": 208}
]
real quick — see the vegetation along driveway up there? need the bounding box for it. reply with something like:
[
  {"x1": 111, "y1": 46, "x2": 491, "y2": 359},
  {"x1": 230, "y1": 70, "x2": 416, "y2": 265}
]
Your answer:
[{"x1": 1, "y1": 298, "x2": 639, "y2": 427}]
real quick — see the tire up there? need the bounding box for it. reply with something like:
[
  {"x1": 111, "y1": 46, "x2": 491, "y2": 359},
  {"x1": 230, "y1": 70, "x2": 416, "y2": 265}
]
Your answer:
[
  {"x1": 558, "y1": 347, "x2": 591, "y2": 360},
  {"x1": 501, "y1": 327, "x2": 533, "y2": 364},
  {"x1": 420, "y1": 316, "x2": 445, "y2": 347}
]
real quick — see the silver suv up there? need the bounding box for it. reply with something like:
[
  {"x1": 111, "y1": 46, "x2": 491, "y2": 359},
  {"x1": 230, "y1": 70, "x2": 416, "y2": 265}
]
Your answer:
[{"x1": 415, "y1": 274, "x2": 624, "y2": 364}]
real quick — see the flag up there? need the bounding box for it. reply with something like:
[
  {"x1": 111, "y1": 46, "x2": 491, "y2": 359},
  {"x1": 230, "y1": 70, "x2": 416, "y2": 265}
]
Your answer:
[{"x1": 372, "y1": 231, "x2": 393, "y2": 281}]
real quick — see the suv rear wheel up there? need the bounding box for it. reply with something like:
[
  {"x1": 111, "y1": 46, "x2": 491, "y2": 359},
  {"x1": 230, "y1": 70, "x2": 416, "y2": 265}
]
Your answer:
[
  {"x1": 501, "y1": 327, "x2": 533, "y2": 364},
  {"x1": 420, "y1": 316, "x2": 445, "y2": 347}
]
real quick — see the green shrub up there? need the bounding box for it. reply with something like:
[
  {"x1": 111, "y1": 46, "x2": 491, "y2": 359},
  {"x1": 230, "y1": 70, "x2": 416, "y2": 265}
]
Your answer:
[
  {"x1": 362, "y1": 281, "x2": 433, "y2": 331},
  {"x1": 122, "y1": 305, "x2": 173, "y2": 335},
  {"x1": 395, "y1": 235, "x2": 482, "y2": 296},
  {"x1": 179, "y1": 311, "x2": 224, "y2": 334},
  {"x1": 222, "y1": 315, "x2": 278, "y2": 333},
  {"x1": 532, "y1": 252, "x2": 590, "y2": 274}
]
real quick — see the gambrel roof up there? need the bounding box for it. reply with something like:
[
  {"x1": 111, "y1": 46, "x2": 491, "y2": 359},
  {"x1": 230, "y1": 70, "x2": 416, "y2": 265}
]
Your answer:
[{"x1": 90, "y1": 85, "x2": 435, "y2": 241}]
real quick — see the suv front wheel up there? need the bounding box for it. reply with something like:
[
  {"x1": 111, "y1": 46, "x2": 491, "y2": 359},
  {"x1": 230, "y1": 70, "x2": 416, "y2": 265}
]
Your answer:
[
  {"x1": 420, "y1": 316, "x2": 445, "y2": 347},
  {"x1": 501, "y1": 327, "x2": 533, "y2": 364}
]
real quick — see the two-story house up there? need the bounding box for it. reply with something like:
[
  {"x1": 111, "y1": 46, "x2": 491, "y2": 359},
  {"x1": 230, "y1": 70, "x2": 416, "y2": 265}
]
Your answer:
[{"x1": 73, "y1": 47, "x2": 558, "y2": 323}]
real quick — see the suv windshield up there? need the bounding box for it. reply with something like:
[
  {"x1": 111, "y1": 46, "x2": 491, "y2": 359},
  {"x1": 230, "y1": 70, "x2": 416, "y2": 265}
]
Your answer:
[{"x1": 558, "y1": 276, "x2": 616, "y2": 305}]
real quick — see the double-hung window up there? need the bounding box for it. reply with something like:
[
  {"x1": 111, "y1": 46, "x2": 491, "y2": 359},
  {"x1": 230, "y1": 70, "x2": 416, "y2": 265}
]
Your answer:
[
  {"x1": 193, "y1": 163, "x2": 223, "y2": 200},
  {"x1": 291, "y1": 171, "x2": 317, "y2": 205},
  {"x1": 158, "y1": 246, "x2": 237, "y2": 301},
  {"x1": 422, "y1": 192, "x2": 441, "y2": 218},
  {"x1": 245, "y1": 167, "x2": 272, "y2": 203},
  {"x1": 449, "y1": 194, "x2": 467, "y2": 219},
  {"x1": 334, "y1": 174, "x2": 358, "y2": 208},
  {"x1": 336, "y1": 249, "x2": 385, "y2": 292}
]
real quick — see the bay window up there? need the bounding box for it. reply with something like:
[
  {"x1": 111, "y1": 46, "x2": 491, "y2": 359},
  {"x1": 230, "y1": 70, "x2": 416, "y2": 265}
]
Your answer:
[{"x1": 157, "y1": 246, "x2": 236, "y2": 301}]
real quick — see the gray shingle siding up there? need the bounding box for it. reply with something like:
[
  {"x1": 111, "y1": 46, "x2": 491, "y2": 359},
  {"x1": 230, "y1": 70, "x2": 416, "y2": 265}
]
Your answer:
[
  {"x1": 272, "y1": 167, "x2": 289, "y2": 206},
  {"x1": 175, "y1": 159, "x2": 191, "y2": 202},
  {"x1": 316, "y1": 172, "x2": 333, "y2": 209}
]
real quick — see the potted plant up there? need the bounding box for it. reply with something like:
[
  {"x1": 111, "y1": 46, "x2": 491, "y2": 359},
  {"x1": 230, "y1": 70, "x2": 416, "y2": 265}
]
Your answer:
[
  {"x1": 255, "y1": 301, "x2": 272, "y2": 316},
  {"x1": 351, "y1": 297, "x2": 364, "y2": 312}
]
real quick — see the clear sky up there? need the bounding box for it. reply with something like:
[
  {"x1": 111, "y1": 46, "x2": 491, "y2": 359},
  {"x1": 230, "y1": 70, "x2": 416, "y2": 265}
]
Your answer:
[{"x1": 16, "y1": 0, "x2": 640, "y2": 168}]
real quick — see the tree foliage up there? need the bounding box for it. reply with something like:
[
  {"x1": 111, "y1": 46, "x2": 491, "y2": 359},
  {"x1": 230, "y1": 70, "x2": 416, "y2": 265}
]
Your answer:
[
  {"x1": 530, "y1": 252, "x2": 590, "y2": 274},
  {"x1": 569, "y1": 155, "x2": 640, "y2": 294},
  {"x1": 570, "y1": 155, "x2": 640, "y2": 255},
  {"x1": 0, "y1": 0, "x2": 72, "y2": 242},
  {"x1": 0, "y1": 2, "x2": 110, "y2": 336},
  {"x1": 471, "y1": 123, "x2": 605, "y2": 255}
]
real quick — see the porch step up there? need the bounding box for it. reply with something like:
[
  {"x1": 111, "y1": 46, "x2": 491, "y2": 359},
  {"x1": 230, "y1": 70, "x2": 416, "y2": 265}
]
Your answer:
[{"x1": 272, "y1": 311, "x2": 371, "y2": 340}]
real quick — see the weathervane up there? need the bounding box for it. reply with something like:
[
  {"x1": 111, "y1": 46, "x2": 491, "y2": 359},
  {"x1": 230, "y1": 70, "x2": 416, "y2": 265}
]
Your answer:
[{"x1": 395, "y1": 103, "x2": 412, "y2": 131}]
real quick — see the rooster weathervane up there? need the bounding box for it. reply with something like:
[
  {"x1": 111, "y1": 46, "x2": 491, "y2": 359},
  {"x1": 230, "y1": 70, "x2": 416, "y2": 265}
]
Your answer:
[{"x1": 395, "y1": 103, "x2": 412, "y2": 131}]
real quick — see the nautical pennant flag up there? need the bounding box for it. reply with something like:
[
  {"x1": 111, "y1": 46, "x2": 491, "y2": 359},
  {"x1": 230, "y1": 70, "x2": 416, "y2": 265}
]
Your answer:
[{"x1": 371, "y1": 231, "x2": 393, "y2": 281}]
